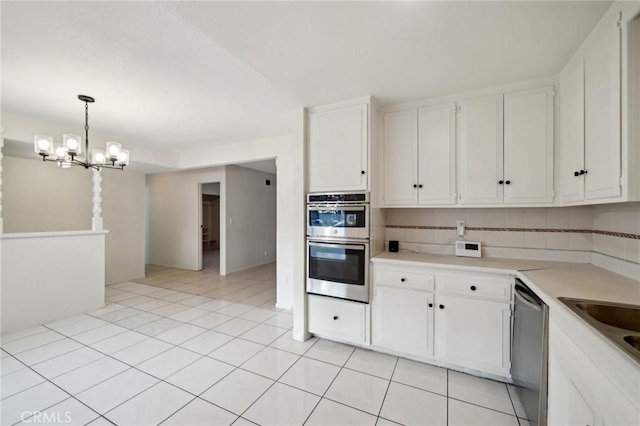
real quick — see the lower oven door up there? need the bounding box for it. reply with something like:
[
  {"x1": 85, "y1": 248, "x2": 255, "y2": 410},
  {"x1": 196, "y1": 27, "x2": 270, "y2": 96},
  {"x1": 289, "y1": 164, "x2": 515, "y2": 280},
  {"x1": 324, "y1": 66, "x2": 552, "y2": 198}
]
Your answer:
[{"x1": 307, "y1": 240, "x2": 369, "y2": 303}]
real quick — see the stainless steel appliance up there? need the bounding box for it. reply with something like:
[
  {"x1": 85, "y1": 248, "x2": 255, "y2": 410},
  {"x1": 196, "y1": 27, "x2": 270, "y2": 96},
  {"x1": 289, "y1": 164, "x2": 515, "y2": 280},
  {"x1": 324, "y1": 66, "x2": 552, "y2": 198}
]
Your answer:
[
  {"x1": 512, "y1": 279, "x2": 549, "y2": 426},
  {"x1": 306, "y1": 192, "x2": 370, "y2": 303},
  {"x1": 307, "y1": 239, "x2": 369, "y2": 303},
  {"x1": 307, "y1": 192, "x2": 369, "y2": 240}
]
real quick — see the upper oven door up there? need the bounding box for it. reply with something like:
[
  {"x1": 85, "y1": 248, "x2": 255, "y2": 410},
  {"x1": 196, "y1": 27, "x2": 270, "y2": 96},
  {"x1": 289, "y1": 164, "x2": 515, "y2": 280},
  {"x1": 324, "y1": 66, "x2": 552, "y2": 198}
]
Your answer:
[{"x1": 307, "y1": 205, "x2": 369, "y2": 239}]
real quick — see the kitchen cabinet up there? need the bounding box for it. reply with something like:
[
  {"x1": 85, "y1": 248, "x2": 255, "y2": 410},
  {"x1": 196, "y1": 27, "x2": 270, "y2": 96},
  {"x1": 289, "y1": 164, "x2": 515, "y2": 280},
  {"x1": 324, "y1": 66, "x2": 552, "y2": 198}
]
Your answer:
[
  {"x1": 372, "y1": 265, "x2": 435, "y2": 357},
  {"x1": 559, "y1": 14, "x2": 622, "y2": 202},
  {"x1": 382, "y1": 104, "x2": 456, "y2": 206},
  {"x1": 307, "y1": 100, "x2": 368, "y2": 193},
  {"x1": 371, "y1": 262, "x2": 513, "y2": 378},
  {"x1": 308, "y1": 294, "x2": 369, "y2": 345},
  {"x1": 457, "y1": 94, "x2": 504, "y2": 204},
  {"x1": 458, "y1": 88, "x2": 554, "y2": 205},
  {"x1": 434, "y1": 294, "x2": 511, "y2": 376},
  {"x1": 547, "y1": 319, "x2": 638, "y2": 426},
  {"x1": 548, "y1": 347, "x2": 601, "y2": 426},
  {"x1": 503, "y1": 87, "x2": 554, "y2": 204}
]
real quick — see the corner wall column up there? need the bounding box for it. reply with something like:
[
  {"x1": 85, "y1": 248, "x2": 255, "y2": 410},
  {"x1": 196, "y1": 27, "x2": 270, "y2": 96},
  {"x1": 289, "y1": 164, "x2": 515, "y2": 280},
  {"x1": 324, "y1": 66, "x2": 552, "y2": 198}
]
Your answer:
[
  {"x1": 92, "y1": 168, "x2": 103, "y2": 231},
  {"x1": 0, "y1": 128, "x2": 4, "y2": 234}
]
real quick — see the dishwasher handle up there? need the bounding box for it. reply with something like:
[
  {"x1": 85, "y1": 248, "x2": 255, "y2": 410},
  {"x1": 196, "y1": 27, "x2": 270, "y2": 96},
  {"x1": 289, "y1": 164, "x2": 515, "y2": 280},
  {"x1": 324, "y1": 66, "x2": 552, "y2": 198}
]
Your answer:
[{"x1": 515, "y1": 282, "x2": 543, "y2": 312}]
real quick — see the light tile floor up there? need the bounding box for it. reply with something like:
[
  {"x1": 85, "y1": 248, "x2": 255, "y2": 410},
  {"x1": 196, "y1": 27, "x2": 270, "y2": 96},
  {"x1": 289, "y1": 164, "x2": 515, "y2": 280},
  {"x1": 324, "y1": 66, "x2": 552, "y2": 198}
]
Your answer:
[{"x1": 1, "y1": 261, "x2": 534, "y2": 426}]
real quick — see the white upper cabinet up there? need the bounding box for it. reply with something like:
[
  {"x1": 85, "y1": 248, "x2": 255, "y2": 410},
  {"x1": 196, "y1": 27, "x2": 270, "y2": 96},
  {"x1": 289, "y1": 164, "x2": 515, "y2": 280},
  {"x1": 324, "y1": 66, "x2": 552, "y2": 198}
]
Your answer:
[
  {"x1": 308, "y1": 101, "x2": 368, "y2": 193},
  {"x1": 584, "y1": 19, "x2": 621, "y2": 200},
  {"x1": 457, "y1": 94, "x2": 504, "y2": 204},
  {"x1": 559, "y1": 10, "x2": 627, "y2": 203},
  {"x1": 559, "y1": 56, "x2": 586, "y2": 203},
  {"x1": 382, "y1": 109, "x2": 418, "y2": 205},
  {"x1": 503, "y1": 87, "x2": 555, "y2": 204},
  {"x1": 382, "y1": 104, "x2": 456, "y2": 206},
  {"x1": 417, "y1": 104, "x2": 457, "y2": 205}
]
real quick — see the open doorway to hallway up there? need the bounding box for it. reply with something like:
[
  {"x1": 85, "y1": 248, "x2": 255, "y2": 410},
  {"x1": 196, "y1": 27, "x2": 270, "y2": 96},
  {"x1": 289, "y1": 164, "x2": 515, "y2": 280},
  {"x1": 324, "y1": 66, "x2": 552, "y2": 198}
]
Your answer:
[
  {"x1": 194, "y1": 159, "x2": 277, "y2": 277},
  {"x1": 201, "y1": 182, "x2": 221, "y2": 274}
]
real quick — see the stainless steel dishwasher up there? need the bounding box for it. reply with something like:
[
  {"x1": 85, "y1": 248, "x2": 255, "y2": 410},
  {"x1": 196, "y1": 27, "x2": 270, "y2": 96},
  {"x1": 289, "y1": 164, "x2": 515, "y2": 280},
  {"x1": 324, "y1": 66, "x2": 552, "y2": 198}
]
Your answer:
[{"x1": 512, "y1": 278, "x2": 548, "y2": 426}]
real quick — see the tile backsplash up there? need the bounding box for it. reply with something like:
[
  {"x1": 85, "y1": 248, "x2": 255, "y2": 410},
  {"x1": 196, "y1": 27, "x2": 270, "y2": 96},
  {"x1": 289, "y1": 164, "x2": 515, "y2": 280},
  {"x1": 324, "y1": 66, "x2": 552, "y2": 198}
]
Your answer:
[{"x1": 385, "y1": 204, "x2": 640, "y2": 265}]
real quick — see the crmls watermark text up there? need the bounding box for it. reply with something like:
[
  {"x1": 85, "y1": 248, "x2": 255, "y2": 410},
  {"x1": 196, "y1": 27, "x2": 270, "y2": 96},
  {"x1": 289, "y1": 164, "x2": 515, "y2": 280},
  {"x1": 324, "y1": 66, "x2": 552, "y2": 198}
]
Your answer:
[{"x1": 21, "y1": 411, "x2": 72, "y2": 424}]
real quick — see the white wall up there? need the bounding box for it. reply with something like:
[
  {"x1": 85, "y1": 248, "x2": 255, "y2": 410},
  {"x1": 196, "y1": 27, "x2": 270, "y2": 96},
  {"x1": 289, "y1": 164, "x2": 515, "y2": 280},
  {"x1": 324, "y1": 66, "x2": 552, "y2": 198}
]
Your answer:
[
  {"x1": 225, "y1": 165, "x2": 276, "y2": 273},
  {"x1": 3, "y1": 156, "x2": 146, "y2": 284},
  {"x1": 179, "y1": 125, "x2": 306, "y2": 339},
  {"x1": 202, "y1": 182, "x2": 220, "y2": 195},
  {"x1": 3, "y1": 156, "x2": 92, "y2": 231},
  {"x1": 146, "y1": 166, "x2": 226, "y2": 272},
  {"x1": 0, "y1": 231, "x2": 106, "y2": 334}
]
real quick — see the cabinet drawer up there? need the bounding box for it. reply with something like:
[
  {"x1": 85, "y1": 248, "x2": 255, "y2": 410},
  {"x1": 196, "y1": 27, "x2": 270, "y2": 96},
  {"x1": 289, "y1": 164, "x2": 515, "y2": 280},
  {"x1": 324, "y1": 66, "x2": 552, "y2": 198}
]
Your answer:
[
  {"x1": 437, "y1": 273, "x2": 512, "y2": 301},
  {"x1": 308, "y1": 295, "x2": 367, "y2": 344},
  {"x1": 374, "y1": 266, "x2": 435, "y2": 292}
]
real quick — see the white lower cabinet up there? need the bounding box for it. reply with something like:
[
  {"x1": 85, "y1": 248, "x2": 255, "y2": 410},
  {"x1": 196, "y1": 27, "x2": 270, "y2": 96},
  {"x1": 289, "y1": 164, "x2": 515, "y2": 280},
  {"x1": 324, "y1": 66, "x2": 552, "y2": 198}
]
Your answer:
[
  {"x1": 308, "y1": 294, "x2": 369, "y2": 345},
  {"x1": 548, "y1": 347, "x2": 601, "y2": 426},
  {"x1": 373, "y1": 285, "x2": 434, "y2": 357},
  {"x1": 434, "y1": 294, "x2": 511, "y2": 375},
  {"x1": 547, "y1": 319, "x2": 638, "y2": 426},
  {"x1": 371, "y1": 262, "x2": 513, "y2": 378}
]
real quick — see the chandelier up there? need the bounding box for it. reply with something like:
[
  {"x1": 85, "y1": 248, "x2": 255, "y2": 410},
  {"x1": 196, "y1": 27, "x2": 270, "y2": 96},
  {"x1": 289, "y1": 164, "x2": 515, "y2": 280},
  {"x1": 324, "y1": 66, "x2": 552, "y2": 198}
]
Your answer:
[{"x1": 34, "y1": 95, "x2": 129, "y2": 170}]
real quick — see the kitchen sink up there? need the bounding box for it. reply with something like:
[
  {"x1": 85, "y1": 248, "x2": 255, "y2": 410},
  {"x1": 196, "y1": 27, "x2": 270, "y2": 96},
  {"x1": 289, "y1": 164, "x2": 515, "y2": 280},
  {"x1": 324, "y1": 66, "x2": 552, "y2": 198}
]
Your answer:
[{"x1": 559, "y1": 298, "x2": 640, "y2": 363}]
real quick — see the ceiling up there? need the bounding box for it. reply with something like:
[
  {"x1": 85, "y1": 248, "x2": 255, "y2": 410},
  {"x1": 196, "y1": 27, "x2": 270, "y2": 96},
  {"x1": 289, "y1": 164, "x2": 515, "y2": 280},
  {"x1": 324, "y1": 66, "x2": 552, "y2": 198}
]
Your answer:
[{"x1": 2, "y1": 1, "x2": 611, "y2": 155}]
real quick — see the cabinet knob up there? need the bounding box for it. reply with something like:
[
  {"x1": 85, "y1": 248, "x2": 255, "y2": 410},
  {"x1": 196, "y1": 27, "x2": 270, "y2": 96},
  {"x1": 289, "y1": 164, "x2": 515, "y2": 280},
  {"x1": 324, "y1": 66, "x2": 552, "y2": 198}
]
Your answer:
[
  {"x1": 582, "y1": 170, "x2": 588, "y2": 175},
  {"x1": 361, "y1": 170, "x2": 366, "y2": 175},
  {"x1": 470, "y1": 285, "x2": 477, "y2": 291},
  {"x1": 574, "y1": 171, "x2": 580, "y2": 177},
  {"x1": 418, "y1": 184, "x2": 423, "y2": 188},
  {"x1": 413, "y1": 184, "x2": 418, "y2": 188},
  {"x1": 439, "y1": 304, "x2": 445, "y2": 309},
  {"x1": 333, "y1": 315, "x2": 339, "y2": 320},
  {"x1": 498, "y1": 180, "x2": 504, "y2": 185},
  {"x1": 400, "y1": 278, "x2": 406, "y2": 282},
  {"x1": 428, "y1": 303, "x2": 433, "y2": 308},
  {"x1": 505, "y1": 180, "x2": 511, "y2": 185}
]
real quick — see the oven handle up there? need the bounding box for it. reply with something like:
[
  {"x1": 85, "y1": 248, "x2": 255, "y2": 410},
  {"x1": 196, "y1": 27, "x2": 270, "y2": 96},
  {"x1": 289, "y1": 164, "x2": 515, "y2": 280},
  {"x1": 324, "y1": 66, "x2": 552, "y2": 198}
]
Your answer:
[
  {"x1": 308, "y1": 242, "x2": 366, "y2": 251},
  {"x1": 307, "y1": 206, "x2": 366, "y2": 212}
]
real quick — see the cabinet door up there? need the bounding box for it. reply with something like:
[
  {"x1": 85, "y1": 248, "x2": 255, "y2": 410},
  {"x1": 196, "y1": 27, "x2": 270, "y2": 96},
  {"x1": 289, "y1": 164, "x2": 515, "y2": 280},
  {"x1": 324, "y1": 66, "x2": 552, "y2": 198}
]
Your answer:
[
  {"x1": 584, "y1": 20, "x2": 621, "y2": 200},
  {"x1": 382, "y1": 110, "x2": 418, "y2": 205},
  {"x1": 435, "y1": 295, "x2": 511, "y2": 374},
  {"x1": 417, "y1": 103, "x2": 457, "y2": 205},
  {"x1": 458, "y1": 95, "x2": 504, "y2": 204},
  {"x1": 548, "y1": 349, "x2": 599, "y2": 426},
  {"x1": 308, "y1": 103, "x2": 368, "y2": 192},
  {"x1": 559, "y1": 55, "x2": 586, "y2": 202},
  {"x1": 503, "y1": 87, "x2": 554, "y2": 204},
  {"x1": 373, "y1": 286, "x2": 434, "y2": 357}
]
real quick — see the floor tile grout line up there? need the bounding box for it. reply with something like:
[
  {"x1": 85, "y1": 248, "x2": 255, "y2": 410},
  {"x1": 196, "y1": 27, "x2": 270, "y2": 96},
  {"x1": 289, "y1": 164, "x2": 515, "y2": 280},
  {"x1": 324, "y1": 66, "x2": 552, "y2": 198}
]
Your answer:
[
  {"x1": 301, "y1": 343, "x2": 358, "y2": 426},
  {"x1": 376, "y1": 356, "x2": 400, "y2": 418},
  {"x1": 3, "y1": 352, "x2": 102, "y2": 426},
  {"x1": 446, "y1": 369, "x2": 449, "y2": 426}
]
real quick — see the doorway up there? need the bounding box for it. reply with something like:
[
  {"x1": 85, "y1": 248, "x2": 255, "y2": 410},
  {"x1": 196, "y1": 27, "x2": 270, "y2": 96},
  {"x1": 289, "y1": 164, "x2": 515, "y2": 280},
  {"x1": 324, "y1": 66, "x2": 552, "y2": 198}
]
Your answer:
[{"x1": 201, "y1": 182, "x2": 221, "y2": 273}]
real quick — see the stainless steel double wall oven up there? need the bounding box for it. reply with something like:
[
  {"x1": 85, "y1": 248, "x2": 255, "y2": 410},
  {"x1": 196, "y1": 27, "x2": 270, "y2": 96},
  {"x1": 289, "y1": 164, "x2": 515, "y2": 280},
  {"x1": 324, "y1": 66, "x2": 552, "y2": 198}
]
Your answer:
[{"x1": 306, "y1": 192, "x2": 370, "y2": 303}]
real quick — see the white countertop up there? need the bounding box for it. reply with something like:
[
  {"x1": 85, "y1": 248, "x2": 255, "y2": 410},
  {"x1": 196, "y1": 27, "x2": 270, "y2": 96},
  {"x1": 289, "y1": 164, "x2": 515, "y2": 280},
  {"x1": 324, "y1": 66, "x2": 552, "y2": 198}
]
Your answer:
[{"x1": 371, "y1": 251, "x2": 566, "y2": 275}]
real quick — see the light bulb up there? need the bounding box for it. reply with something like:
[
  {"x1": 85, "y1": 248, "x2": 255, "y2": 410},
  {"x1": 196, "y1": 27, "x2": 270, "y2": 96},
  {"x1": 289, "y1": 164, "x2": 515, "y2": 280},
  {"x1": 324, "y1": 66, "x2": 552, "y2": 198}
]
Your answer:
[
  {"x1": 117, "y1": 149, "x2": 129, "y2": 166},
  {"x1": 54, "y1": 144, "x2": 66, "y2": 160},
  {"x1": 34, "y1": 135, "x2": 53, "y2": 155},
  {"x1": 38, "y1": 139, "x2": 50, "y2": 150},
  {"x1": 63, "y1": 134, "x2": 82, "y2": 154}
]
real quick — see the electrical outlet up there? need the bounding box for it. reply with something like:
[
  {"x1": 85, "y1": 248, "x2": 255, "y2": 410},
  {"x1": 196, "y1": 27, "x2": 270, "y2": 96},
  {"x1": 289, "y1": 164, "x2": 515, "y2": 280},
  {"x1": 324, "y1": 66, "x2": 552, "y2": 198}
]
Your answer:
[{"x1": 457, "y1": 220, "x2": 465, "y2": 236}]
